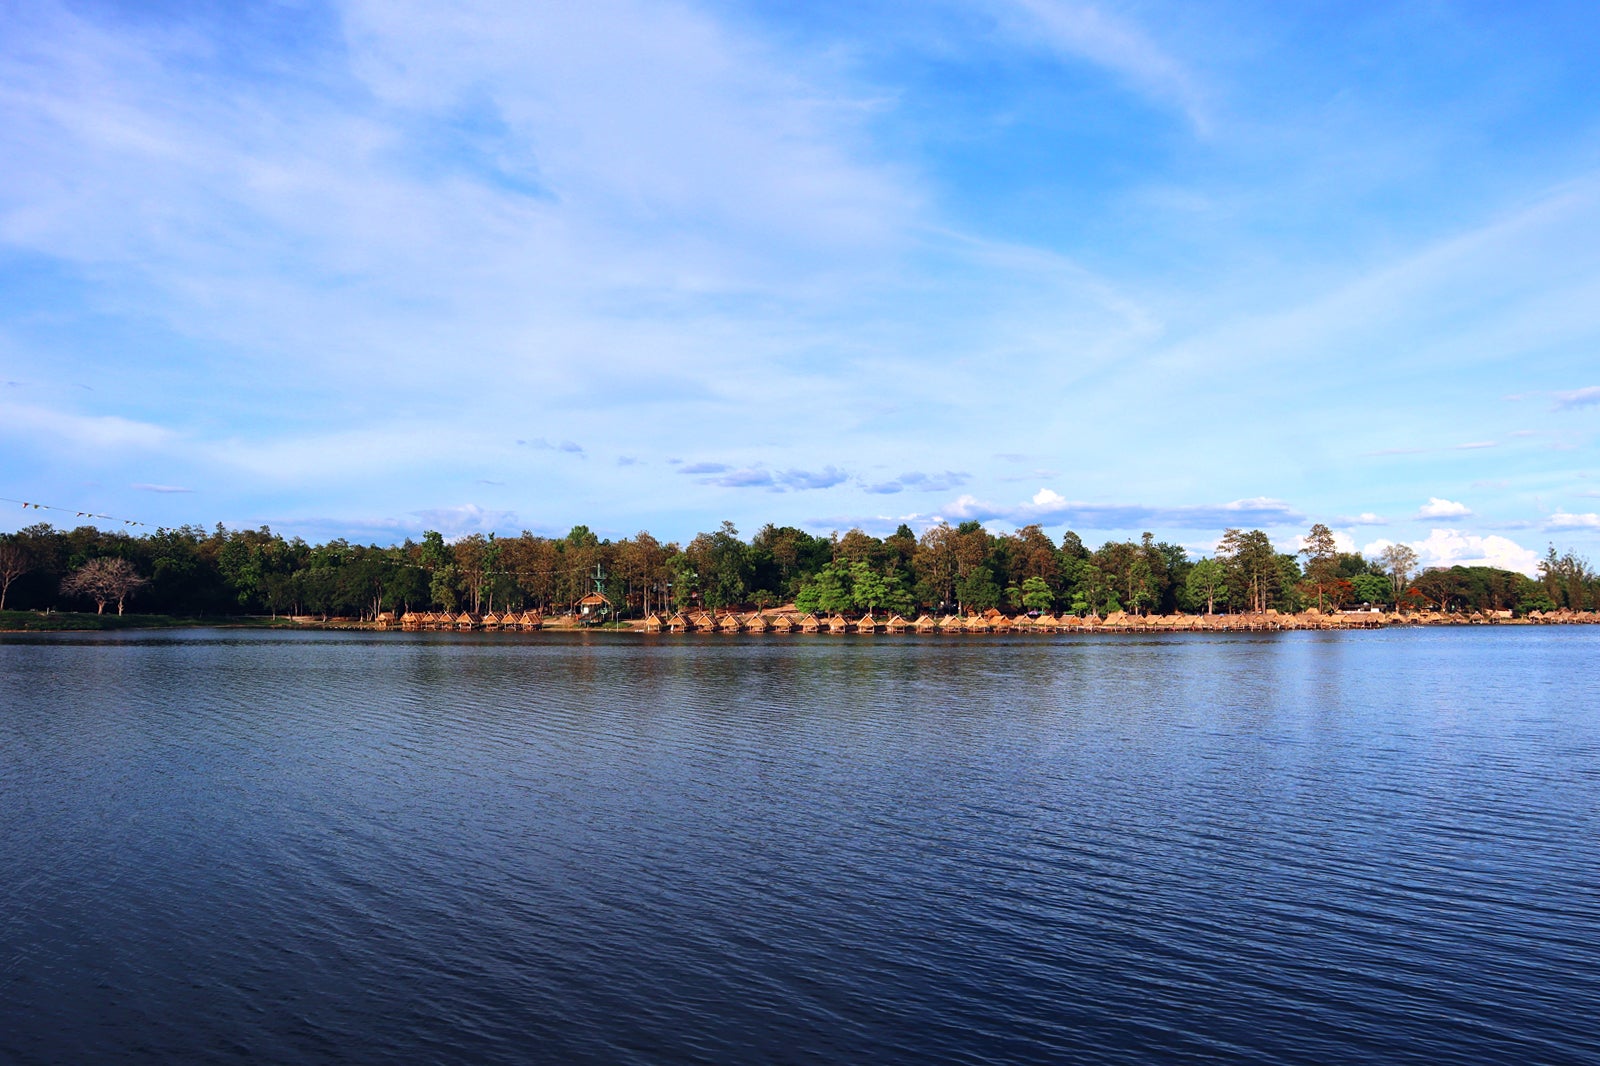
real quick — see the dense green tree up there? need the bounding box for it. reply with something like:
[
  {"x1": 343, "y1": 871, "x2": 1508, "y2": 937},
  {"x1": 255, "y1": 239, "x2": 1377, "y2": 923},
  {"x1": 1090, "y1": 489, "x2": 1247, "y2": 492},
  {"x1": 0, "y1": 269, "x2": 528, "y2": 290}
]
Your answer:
[{"x1": 1185, "y1": 558, "x2": 1228, "y2": 614}]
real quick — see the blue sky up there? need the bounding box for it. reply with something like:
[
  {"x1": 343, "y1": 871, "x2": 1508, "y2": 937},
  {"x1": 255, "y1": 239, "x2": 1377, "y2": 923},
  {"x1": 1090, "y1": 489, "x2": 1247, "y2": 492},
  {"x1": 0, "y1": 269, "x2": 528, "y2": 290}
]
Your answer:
[{"x1": 3, "y1": 0, "x2": 1599, "y2": 573}]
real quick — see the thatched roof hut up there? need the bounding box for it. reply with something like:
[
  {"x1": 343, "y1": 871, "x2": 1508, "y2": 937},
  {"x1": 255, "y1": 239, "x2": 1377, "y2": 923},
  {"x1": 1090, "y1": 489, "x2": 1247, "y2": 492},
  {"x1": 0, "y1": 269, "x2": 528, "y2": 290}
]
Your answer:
[
  {"x1": 826, "y1": 613, "x2": 851, "y2": 633},
  {"x1": 770, "y1": 614, "x2": 796, "y2": 633},
  {"x1": 667, "y1": 612, "x2": 694, "y2": 631},
  {"x1": 576, "y1": 592, "x2": 612, "y2": 620},
  {"x1": 744, "y1": 612, "x2": 771, "y2": 632},
  {"x1": 640, "y1": 612, "x2": 664, "y2": 631},
  {"x1": 454, "y1": 611, "x2": 478, "y2": 630},
  {"x1": 857, "y1": 612, "x2": 880, "y2": 633},
  {"x1": 962, "y1": 614, "x2": 990, "y2": 632},
  {"x1": 481, "y1": 611, "x2": 503, "y2": 630},
  {"x1": 884, "y1": 614, "x2": 909, "y2": 632},
  {"x1": 716, "y1": 613, "x2": 744, "y2": 633},
  {"x1": 937, "y1": 614, "x2": 964, "y2": 633},
  {"x1": 912, "y1": 614, "x2": 938, "y2": 632}
]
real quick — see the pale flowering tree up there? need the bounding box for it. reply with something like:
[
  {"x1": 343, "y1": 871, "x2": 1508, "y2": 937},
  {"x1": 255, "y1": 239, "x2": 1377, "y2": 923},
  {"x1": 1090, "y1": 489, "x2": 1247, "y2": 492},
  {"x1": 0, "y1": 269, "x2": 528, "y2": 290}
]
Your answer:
[
  {"x1": 0, "y1": 537, "x2": 29, "y2": 610},
  {"x1": 61, "y1": 557, "x2": 148, "y2": 615}
]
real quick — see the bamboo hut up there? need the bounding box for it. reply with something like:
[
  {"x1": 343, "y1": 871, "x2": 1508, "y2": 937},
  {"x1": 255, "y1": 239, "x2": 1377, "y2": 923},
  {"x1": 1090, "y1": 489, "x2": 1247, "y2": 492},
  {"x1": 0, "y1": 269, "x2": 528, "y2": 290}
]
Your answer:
[
  {"x1": 937, "y1": 614, "x2": 964, "y2": 634},
  {"x1": 825, "y1": 613, "x2": 851, "y2": 633},
  {"x1": 716, "y1": 612, "x2": 744, "y2": 633},
  {"x1": 794, "y1": 613, "x2": 819, "y2": 633},
  {"x1": 1034, "y1": 613, "x2": 1059, "y2": 631},
  {"x1": 480, "y1": 611, "x2": 502, "y2": 631},
  {"x1": 667, "y1": 612, "x2": 694, "y2": 632},
  {"x1": 769, "y1": 613, "x2": 796, "y2": 633},
  {"x1": 401, "y1": 610, "x2": 423, "y2": 631},
  {"x1": 884, "y1": 614, "x2": 909, "y2": 633},
  {"x1": 691, "y1": 611, "x2": 717, "y2": 629},
  {"x1": 453, "y1": 611, "x2": 477, "y2": 631},
  {"x1": 744, "y1": 612, "x2": 772, "y2": 633},
  {"x1": 912, "y1": 614, "x2": 938, "y2": 632},
  {"x1": 640, "y1": 612, "x2": 664, "y2": 632},
  {"x1": 576, "y1": 592, "x2": 612, "y2": 622},
  {"x1": 857, "y1": 612, "x2": 880, "y2": 634}
]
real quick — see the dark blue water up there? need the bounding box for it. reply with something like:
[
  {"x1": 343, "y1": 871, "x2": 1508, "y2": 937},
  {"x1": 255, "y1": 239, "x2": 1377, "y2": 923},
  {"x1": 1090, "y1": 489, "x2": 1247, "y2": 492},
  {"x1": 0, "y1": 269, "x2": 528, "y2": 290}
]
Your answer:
[{"x1": 2, "y1": 628, "x2": 1598, "y2": 1064}]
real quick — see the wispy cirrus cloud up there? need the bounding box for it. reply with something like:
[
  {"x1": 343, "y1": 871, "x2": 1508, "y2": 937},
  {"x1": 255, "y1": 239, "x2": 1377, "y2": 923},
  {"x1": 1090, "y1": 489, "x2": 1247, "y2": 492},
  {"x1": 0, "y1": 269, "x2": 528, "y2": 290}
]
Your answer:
[
  {"x1": 682, "y1": 463, "x2": 849, "y2": 492},
  {"x1": 938, "y1": 488, "x2": 1303, "y2": 530},
  {"x1": 1552, "y1": 386, "x2": 1600, "y2": 410},
  {"x1": 861, "y1": 470, "x2": 969, "y2": 495},
  {"x1": 131, "y1": 483, "x2": 192, "y2": 493},
  {"x1": 517, "y1": 438, "x2": 585, "y2": 457},
  {"x1": 994, "y1": 0, "x2": 1211, "y2": 132}
]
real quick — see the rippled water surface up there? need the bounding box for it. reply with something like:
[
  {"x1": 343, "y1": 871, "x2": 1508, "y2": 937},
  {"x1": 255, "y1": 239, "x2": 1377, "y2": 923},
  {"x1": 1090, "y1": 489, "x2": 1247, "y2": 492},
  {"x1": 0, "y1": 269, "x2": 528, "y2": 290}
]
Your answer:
[{"x1": 3, "y1": 628, "x2": 1599, "y2": 1064}]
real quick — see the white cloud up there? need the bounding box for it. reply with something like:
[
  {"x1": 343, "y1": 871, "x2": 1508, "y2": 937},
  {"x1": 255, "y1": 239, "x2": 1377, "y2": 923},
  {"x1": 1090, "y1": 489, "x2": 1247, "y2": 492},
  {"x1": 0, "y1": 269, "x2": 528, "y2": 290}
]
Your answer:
[
  {"x1": 1341, "y1": 512, "x2": 1388, "y2": 526},
  {"x1": 1414, "y1": 529, "x2": 1539, "y2": 576},
  {"x1": 1032, "y1": 487, "x2": 1067, "y2": 507},
  {"x1": 0, "y1": 401, "x2": 176, "y2": 452},
  {"x1": 1553, "y1": 385, "x2": 1600, "y2": 410},
  {"x1": 997, "y1": 0, "x2": 1210, "y2": 131},
  {"x1": 409, "y1": 504, "x2": 519, "y2": 538},
  {"x1": 1416, "y1": 496, "x2": 1472, "y2": 519},
  {"x1": 1548, "y1": 511, "x2": 1600, "y2": 530}
]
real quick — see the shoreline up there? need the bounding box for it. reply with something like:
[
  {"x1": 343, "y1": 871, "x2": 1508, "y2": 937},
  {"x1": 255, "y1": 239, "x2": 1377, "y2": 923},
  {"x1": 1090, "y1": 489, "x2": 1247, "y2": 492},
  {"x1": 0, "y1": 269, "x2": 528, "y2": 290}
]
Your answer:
[{"x1": 6, "y1": 608, "x2": 1597, "y2": 634}]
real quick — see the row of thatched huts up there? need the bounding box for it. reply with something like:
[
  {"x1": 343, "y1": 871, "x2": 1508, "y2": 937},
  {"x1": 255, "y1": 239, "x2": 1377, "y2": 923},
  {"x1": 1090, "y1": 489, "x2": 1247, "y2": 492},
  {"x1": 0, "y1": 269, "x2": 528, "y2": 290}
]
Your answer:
[
  {"x1": 372, "y1": 606, "x2": 1595, "y2": 633},
  {"x1": 635, "y1": 607, "x2": 1399, "y2": 634},
  {"x1": 385, "y1": 610, "x2": 544, "y2": 631}
]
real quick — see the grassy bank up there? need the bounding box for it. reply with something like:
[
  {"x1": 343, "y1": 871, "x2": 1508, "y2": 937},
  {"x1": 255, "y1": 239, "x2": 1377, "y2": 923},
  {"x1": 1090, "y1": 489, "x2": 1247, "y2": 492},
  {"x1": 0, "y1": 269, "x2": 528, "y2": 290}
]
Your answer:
[{"x1": 0, "y1": 611, "x2": 306, "y2": 632}]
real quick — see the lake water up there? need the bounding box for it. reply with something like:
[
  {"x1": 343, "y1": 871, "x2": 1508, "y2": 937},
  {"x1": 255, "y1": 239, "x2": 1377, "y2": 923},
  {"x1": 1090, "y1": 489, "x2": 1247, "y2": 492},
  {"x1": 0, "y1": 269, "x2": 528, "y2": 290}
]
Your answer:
[{"x1": 2, "y1": 628, "x2": 1598, "y2": 1064}]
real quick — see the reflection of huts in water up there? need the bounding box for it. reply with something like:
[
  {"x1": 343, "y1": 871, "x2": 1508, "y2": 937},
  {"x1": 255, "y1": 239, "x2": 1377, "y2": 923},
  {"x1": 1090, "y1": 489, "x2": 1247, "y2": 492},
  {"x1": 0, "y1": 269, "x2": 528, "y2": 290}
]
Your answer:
[
  {"x1": 770, "y1": 613, "x2": 796, "y2": 633},
  {"x1": 825, "y1": 613, "x2": 852, "y2": 634},
  {"x1": 884, "y1": 613, "x2": 910, "y2": 633},
  {"x1": 744, "y1": 612, "x2": 772, "y2": 633},
  {"x1": 912, "y1": 613, "x2": 938, "y2": 633},
  {"x1": 857, "y1": 612, "x2": 880, "y2": 634}
]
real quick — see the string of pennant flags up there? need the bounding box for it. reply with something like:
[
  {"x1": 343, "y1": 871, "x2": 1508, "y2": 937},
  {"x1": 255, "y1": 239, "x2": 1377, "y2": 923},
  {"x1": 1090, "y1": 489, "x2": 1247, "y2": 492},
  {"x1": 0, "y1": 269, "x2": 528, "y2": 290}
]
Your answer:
[{"x1": 2, "y1": 496, "x2": 149, "y2": 526}]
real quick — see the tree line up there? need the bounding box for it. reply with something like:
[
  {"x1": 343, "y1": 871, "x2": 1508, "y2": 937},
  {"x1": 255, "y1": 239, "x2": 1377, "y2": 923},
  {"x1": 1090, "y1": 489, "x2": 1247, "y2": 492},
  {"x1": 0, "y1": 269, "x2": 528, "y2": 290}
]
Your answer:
[{"x1": 1, "y1": 519, "x2": 1594, "y2": 620}]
